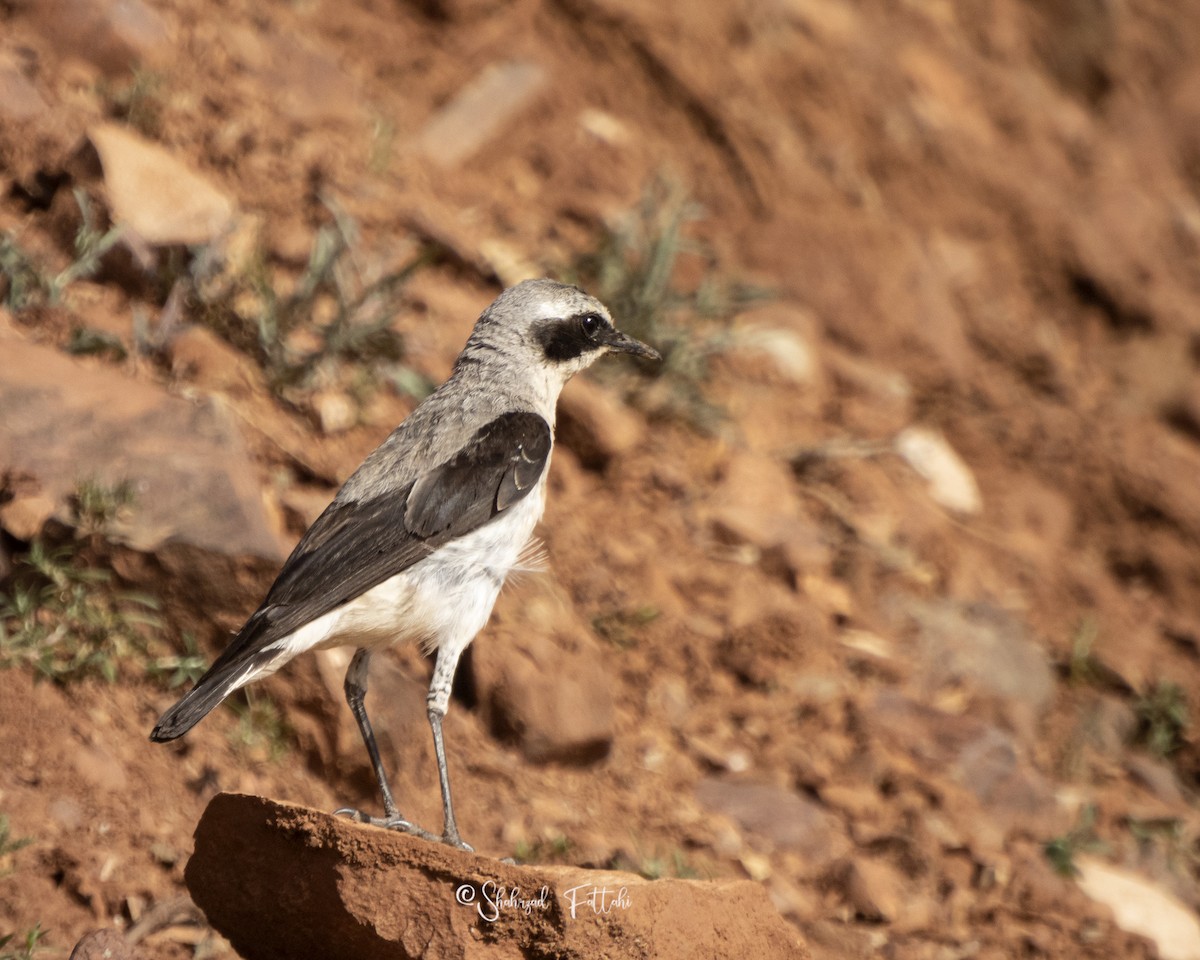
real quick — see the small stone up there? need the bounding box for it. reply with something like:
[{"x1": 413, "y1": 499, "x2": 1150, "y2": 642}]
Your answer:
[
  {"x1": 412, "y1": 61, "x2": 547, "y2": 168},
  {"x1": 0, "y1": 58, "x2": 48, "y2": 122},
  {"x1": 695, "y1": 778, "x2": 844, "y2": 865},
  {"x1": 69, "y1": 929, "x2": 142, "y2": 960},
  {"x1": 32, "y1": 0, "x2": 172, "y2": 75},
  {"x1": 255, "y1": 35, "x2": 362, "y2": 125},
  {"x1": 49, "y1": 798, "x2": 83, "y2": 830},
  {"x1": 839, "y1": 856, "x2": 905, "y2": 922},
  {"x1": 167, "y1": 325, "x2": 262, "y2": 394},
  {"x1": 313, "y1": 391, "x2": 358, "y2": 435},
  {"x1": 1076, "y1": 857, "x2": 1200, "y2": 960},
  {"x1": 89, "y1": 123, "x2": 237, "y2": 246},
  {"x1": 0, "y1": 493, "x2": 57, "y2": 540},
  {"x1": 895, "y1": 425, "x2": 982, "y2": 514}
]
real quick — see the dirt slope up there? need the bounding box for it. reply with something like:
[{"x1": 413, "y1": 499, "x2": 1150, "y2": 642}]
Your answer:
[{"x1": 1, "y1": 0, "x2": 1199, "y2": 957}]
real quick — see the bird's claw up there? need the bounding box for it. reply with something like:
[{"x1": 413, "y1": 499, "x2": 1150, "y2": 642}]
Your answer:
[{"x1": 334, "y1": 807, "x2": 471, "y2": 850}]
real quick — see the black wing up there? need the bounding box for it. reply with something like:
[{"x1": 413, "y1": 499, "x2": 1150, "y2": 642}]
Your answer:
[{"x1": 215, "y1": 411, "x2": 550, "y2": 665}]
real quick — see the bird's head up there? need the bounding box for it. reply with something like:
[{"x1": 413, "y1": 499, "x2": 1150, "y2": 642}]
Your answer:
[{"x1": 458, "y1": 279, "x2": 660, "y2": 389}]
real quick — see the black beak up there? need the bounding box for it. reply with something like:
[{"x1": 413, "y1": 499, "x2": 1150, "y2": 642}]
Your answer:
[{"x1": 603, "y1": 329, "x2": 662, "y2": 362}]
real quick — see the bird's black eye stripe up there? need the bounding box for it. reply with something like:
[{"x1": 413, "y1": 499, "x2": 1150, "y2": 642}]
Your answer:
[{"x1": 535, "y1": 312, "x2": 609, "y2": 361}]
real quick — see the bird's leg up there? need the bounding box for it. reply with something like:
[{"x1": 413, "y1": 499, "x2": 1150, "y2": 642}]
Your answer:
[
  {"x1": 427, "y1": 644, "x2": 473, "y2": 852},
  {"x1": 334, "y1": 648, "x2": 439, "y2": 842}
]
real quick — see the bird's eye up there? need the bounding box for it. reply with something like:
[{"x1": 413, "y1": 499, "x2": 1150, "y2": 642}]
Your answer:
[{"x1": 580, "y1": 313, "x2": 603, "y2": 340}]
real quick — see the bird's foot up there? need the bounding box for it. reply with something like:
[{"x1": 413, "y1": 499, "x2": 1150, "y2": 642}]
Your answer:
[{"x1": 334, "y1": 807, "x2": 472, "y2": 850}]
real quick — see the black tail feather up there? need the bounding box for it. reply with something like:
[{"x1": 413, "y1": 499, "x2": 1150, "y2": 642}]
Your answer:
[{"x1": 150, "y1": 659, "x2": 253, "y2": 742}]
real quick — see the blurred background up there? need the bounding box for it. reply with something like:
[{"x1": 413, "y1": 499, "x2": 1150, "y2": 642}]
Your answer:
[{"x1": 1, "y1": 0, "x2": 1199, "y2": 957}]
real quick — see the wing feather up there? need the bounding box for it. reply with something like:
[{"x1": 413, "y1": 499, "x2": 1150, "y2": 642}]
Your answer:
[{"x1": 209, "y1": 411, "x2": 551, "y2": 668}]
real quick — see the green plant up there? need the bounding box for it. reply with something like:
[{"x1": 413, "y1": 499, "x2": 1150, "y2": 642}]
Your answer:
[
  {"x1": 0, "y1": 539, "x2": 161, "y2": 683},
  {"x1": 147, "y1": 632, "x2": 207, "y2": 689},
  {"x1": 567, "y1": 175, "x2": 769, "y2": 429},
  {"x1": 0, "y1": 923, "x2": 45, "y2": 960},
  {"x1": 513, "y1": 833, "x2": 573, "y2": 864},
  {"x1": 229, "y1": 694, "x2": 291, "y2": 762},
  {"x1": 71, "y1": 477, "x2": 137, "y2": 535},
  {"x1": 1067, "y1": 616, "x2": 1100, "y2": 686},
  {"x1": 592, "y1": 606, "x2": 659, "y2": 649},
  {"x1": 190, "y1": 202, "x2": 432, "y2": 403},
  {"x1": 1133, "y1": 681, "x2": 1190, "y2": 758},
  {"x1": 0, "y1": 190, "x2": 123, "y2": 313},
  {"x1": 49, "y1": 190, "x2": 124, "y2": 303},
  {"x1": 0, "y1": 236, "x2": 44, "y2": 311},
  {"x1": 1044, "y1": 804, "x2": 1106, "y2": 877},
  {"x1": 101, "y1": 68, "x2": 165, "y2": 137},
  {"x1": 0, "y1": 815, "x2": 33, "y2": 878},
  {"x1": 610, "y1": 845, "x2": 700, "y2": 881}
]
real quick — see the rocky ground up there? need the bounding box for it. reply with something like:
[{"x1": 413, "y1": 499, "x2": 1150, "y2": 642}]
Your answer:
[{"x1": 2, "y1": 0, "x2": 1200, "y2": 957}]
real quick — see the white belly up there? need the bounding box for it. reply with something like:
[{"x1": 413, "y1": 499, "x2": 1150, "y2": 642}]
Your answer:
[{"x1": 262, "y1": 484, "x2": 545, "y2": 667}]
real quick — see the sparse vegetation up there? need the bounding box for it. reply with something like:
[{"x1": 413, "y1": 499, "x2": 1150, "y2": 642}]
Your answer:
[
  {"x1": 610, "y1": 845, "x2": 701, "y2": 881},
  {"x1": 1133, "y1": 681, "x2": 1190, "y2": 758},
  {"x1": 592, "y1": 606, "x2": 660, "y2": 649},
  {"x1": 567, "y1": 175, "x2": 769, "y2": 429},
  {"x1": 1067, "y1": 616, "x2": 1100, "y2": 686},
  {"x1": 513, "y1": 833, "x2": 573, "y2": 864},
  {"x1": 188, "y1": 202, "x2": 433, "y2": 405},
  {"x1": 0, "y1": 539, "x2": 161, "y2": 683},
  {"x1": 0, "y1": 815, "x2": 33, "y2": 878},
  {"x1": 146, "y1": 632, "x2": 207, "y2": 689},
  {"x1": 0, "y1": 190, "x2": 123, "y2": 312},
  {"x1": 1044, "y1": 804, "x2": 1106, "y2": 877},
  {"x1": 0, "y1": 923, "x2": 45, "y2": 960},
  {"x1": 100, "y1": 68, "x2": 166, "y2": 138},
  {"x1": 229, "y1": 694, "x2": 291, "y2": 762},
  {"x1": 71, "y1": 477, "x2": 137, "y2": 536}
]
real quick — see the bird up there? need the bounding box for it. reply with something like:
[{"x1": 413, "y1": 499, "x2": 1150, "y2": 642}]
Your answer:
[{"x1": 150, "y1": 278, "x2": 660, "y2": 850}]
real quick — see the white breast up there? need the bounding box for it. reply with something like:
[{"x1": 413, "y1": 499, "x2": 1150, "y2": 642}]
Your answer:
[{"x1": 263, "y1": 481, "x2": 547, "y2": 667}]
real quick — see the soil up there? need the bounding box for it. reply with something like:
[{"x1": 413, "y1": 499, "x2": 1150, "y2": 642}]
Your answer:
[{"x1": 2, "y1": 0, "x2": 1200, "y2": 957}]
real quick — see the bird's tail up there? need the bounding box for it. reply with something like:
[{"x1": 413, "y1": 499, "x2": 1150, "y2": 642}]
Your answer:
[{"x1": 150, "y1": 657, "x2": 257, "y2": 742}]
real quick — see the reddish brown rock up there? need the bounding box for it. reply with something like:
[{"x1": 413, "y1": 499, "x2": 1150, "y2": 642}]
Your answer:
[
  {"x1": 0, "y1": 329, "x2": 285, "y2": 560},
  {"x1": 69, "y1": 929, "x2": 142, "y2": 960},
  {"x1": 186, "y1": 793, "x2": 810, "y2": 960}
]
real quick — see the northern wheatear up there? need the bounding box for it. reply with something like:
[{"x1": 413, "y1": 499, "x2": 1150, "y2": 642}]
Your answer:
[{"x1": 151, "y1": 278, "x2": 659, "y2": 850}]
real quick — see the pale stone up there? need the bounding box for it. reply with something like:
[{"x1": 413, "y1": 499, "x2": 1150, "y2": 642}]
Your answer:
[{"x1": 89, "y1": 123, "x2": 237, "y2": 246}]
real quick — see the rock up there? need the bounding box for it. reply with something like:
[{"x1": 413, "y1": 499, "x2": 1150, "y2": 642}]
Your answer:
[
  {"x1": 1124, "y1": 754, "x2": 1186, "y2": 806},
  {"x1": 0, "y1": 492, "x2": 57, "y2": 540},
  {"x1": 0, "y1": 330, "x2": 285, "y2": 560},
  {"x1": 706, "y1": 451, "x2": 831, "y2": 580},
  {"x1": 89, "y1": 123, "x2": 237, "y2": 246},
  {"x1": 0, "y1": 56, "x2": 48, "y2": 123},
  {"x1": 412, "y1": 61, "x2": 547, "y2": 169},
  {"x1": 187, "y1": 793, "x2": 810, "y2": 960},
  {"x1": 69, "y1": 929, "x2": 142, "y2": 960},
  {"x1": 556, "y1": 378, "x2": 646, "y2": 470},
  {"x1": 255, "y1": 35, "x2": 362, "y2": 126},
  {"x1": 475, "y1": 579, "x2": 614, "y2": 764},
  {"x1": 30, "y1": 0, "x2": 172, "y2": 75},
  {"x1": 1075, "y1": 857, "x2": 1200, "y2": 960},
  {"x1": 895, "y1": 598, "x2": 1056, "y2": 721},
  {"x1": 894, "y1": 426, "x2": 982, "y2": 515},
  {"x1": 836, "y1": 856, "x2": 906, "y2": 922},
  {"x1": 695, "y1": 778, "x2": 844, "y2": 865},
  {"x1": 866, "y1": 691, "x2": 1058, "y2": 840},
  {"x1": 166, "y1": 324, "x2": 263, "y2": 394},
  {"x1": 313, "y1": 390, "x2": 358, "y2": 435}
]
